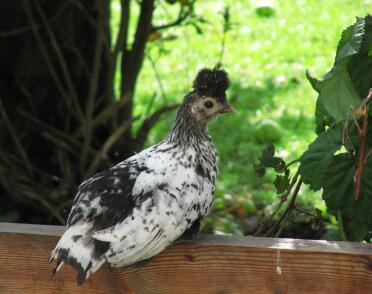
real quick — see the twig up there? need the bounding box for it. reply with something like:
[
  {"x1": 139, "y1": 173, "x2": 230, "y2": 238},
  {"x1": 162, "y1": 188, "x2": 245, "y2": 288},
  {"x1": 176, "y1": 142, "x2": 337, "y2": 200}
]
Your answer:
[
  {"x1": 0, "y1": 99, "x2": 33, "y2": 175},
  {"x1": 286, "y1": 159, "x2": 300, "y2": 168},
  {"x1": 72, "y1": 92, "x2": 132, "y2": 138},
  {"x1": 67, "y1": 0, "x2": 97, "y2": 28},
  {"x1": 354, "y1": 88, "x2": 372, "y2": 200},
  {"x1": 22, "y1": 1, "x2": 80, "y2": 120},
  {"x1": 106, "y1": 0, "x2": 131, "y2": 103},
  {"x1": 0, "y1": 2, "x2": 69, "y2": 38},
  {"x1": 216, "y1": 6, "x2": 230, "y2": 68},
  {"x1": 147, "y1": 54, "x2": 168, "y2": 103},
  {"x1": 56, "y1": 148, "x2": 74, "y2": 191},
  {"x1": 0, "y1": 169, "x2": 65, "y2": 225},
  {"x1": 264, "y1": 178, "x2": 303, "y2": 237},
  {"x1": 85, "y1": 116, "x2": 138, "y2": 178},
  {"x1": 294, "y1": 205, "x2": 320, "y2": 218},
  {"x1": 18, "y1": 109, "x2": 97, "y2": 156},
  {"x1": 253, "y1": 170, "x2": 299, "y2": 236},
  {"x1": 135, "y1": 103, "x2": 180, "y2": 148},
  {"x1": 151, "y1": 2, "x2": 194, "y2": 32},
  {"x1": 144, "y1": 92, "x2": 157, "y2": 118},
  {"x1": 15, "y1": 78, "x2": 37, "y2": 115},
  {"x1": 5, "y1": 152, "x2": 61, "y2": 183},
  {"x1": 80, "y1": 0, "x2": 106, "y2": 171},
  {"x1": 34, "y1": 1, "x2": 84, "y2": 121}
]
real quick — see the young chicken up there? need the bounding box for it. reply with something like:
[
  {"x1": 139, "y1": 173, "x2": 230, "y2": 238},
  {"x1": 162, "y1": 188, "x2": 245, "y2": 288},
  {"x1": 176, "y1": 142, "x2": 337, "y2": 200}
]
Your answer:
[{"x1": 49, "y1": 67, "x2": 234, "y2": 285}]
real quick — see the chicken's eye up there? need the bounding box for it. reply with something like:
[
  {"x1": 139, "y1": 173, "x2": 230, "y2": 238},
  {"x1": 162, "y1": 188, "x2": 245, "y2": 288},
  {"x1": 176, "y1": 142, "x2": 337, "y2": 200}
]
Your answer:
[{"x1": 204, "y1": 101, "x2": 214, "y2": 109}]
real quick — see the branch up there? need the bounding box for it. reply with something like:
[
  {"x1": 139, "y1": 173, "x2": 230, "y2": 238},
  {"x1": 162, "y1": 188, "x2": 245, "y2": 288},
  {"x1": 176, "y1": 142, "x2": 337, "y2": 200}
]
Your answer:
[
  {"x1": 0, "y1": 166, "x2": 65, "y2": 225},
  {"x1": 0, "y1": 99, "x2": 33, "y2": 175},
  {"x1": 18, "y1": 109, "x2": 98, "y2": 157},
  {"x1": 121, "y1": 0, "x2": 155, "y2": 95},
  {"x1": 135, "y1": 103, "x2": 179, "y2": 148},
  {"x1": 147, "y1": 54, "x2": 167, "y2": 103},
  {"x1": 106, "y1": 0, "x2": 131, "y2": 103},
  {"x1": 264, "y1": 178, "x2": 303, "y2": 237},
  {"x1": 151, "y1": 3, "x2": 193, "y2": 32},
  {"x1": 85, "y1": 116, "x2": 138, "y2": 178},
  {"x1": 115, "y1": 0, "x2": 131, "y2": 64},
  {"x1": 18, "y1": 185, "x2": 66, "y2": 225},
  {"x1": 34, "y1": 1, "x2": 84, "y2": 121},
  {"x1": 22, "y1": 1, "x2": 82, "y2": 122},
  {"x1": 5, "y1": 152, "x2": 62, "y2": 183},
  {"x1": 353, "y1": 88, "x2": 372, "y2": 200},
  {"x1": 0, "y1": 2, "x2": 69, "y2": 38},
  {"x1": 71, "y1": 92, "x2": 131, "y2": 138},
  {"x1": 80, "y1": 0, "x2": 106, "y2": 171},
  {"x1": 253, "y1": 170, "x2": 299, "y2": 237}
]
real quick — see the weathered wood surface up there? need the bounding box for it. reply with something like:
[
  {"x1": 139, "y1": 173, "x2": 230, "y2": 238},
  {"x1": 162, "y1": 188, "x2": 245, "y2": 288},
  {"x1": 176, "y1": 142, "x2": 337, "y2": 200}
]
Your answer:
[{"x1": 0, "y1": 222, "x2": 372, "y2": 293}]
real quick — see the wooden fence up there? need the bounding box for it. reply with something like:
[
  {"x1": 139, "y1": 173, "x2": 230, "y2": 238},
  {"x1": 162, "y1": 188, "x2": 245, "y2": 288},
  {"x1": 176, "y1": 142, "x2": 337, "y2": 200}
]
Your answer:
[{"x1": 0, "y1": 222, "x2": 372, "y2": 293}]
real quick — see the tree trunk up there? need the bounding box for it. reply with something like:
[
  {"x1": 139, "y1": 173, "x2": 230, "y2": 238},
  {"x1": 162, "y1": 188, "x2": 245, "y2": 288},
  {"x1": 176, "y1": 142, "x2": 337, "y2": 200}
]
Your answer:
[{"x1": 116, "y1": 0, "x2": 155, "y2": 160}]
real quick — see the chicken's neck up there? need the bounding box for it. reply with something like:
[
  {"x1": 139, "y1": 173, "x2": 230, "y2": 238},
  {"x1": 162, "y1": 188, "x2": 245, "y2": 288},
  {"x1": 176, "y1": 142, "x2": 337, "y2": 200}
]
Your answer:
[{"x1": 167, "y1": 103, "x2": 209, "y2": 147}]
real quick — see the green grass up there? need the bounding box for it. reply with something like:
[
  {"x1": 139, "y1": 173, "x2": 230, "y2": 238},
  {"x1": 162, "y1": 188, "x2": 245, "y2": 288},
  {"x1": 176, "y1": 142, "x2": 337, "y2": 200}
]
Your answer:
[{"x1": 112, "y1": 0, "x2": 370, "y2": 237}]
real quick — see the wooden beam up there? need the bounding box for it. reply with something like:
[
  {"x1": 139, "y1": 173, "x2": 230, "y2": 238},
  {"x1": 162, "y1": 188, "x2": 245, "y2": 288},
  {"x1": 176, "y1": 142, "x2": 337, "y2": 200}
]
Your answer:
[{"x1": 0, "y1": 222, "x2": 372, "y2": 293}]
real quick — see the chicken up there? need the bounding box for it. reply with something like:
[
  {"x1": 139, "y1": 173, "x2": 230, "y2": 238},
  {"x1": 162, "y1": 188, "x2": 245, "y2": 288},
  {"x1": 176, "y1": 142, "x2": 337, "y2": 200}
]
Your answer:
[{"x1": 49, "y1": 67, "x2": 234, "y2": 285}]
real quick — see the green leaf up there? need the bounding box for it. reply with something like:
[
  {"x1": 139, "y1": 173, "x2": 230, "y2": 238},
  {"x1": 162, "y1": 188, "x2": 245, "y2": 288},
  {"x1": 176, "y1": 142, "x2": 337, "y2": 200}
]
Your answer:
[
  {"x1": 341, "y1": 217, "x2": 369, "y2": 241},
  {"x1": 345, "y1": 15, "x2": 372, "y2": 99},
  {"x1": 306, "y1": 70, "x2": 321, "y2": 93},
  {"x1": 317, "y1": 66, "x2": 361, "y2": 122},
  {"x1": 299, "y1": 129, "x2": 343, "y2": 191},
  {"x1": 254, "y1": 143, "x2": 288, "y2": 178},
  {"x1": 335, "y1": 17, "x2": 365, "y2": 62},
  {"x1": 322, "y1": 154, "x2": 372, "y2": 241},
  {"x1": 322, "y1": 154, "x2": 355, "y2": 209},
  {"x1": 314, "y1": 98, "x2": 334, "y2": 134},
  {"x1": 274, "y1": 174, "x2": 290, "y2": 194},
  {"x1": 354, "y1": 15, "x2": 372, "y2": 55},
  {"x1": 308, "y1": 16, "x2": 372, "y2": 122},
  {"x1": 348, "y1": 50, "x2": 372, "y2": 99}
]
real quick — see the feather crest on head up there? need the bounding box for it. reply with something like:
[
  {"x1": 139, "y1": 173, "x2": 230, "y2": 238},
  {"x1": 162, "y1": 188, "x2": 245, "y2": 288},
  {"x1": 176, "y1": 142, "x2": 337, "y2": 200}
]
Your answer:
[{"x1": 192, "y1": 68, "x2": 230, "y2": 99}]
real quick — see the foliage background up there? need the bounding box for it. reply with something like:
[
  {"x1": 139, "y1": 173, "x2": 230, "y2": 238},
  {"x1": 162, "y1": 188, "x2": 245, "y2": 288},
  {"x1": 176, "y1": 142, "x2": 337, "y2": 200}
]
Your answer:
[
  {"x1": 0, "y1": 0, "x2": 370, "y2": 240},
  {"x1": 124, "y1": 0, "x2": 370, "y2": 239}
]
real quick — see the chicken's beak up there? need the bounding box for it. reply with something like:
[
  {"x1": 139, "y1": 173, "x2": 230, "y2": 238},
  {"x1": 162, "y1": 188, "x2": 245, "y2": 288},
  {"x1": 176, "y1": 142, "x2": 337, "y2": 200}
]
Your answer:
[{"x1": 219, "y1": 103, "x2": 235, "y2": 113}]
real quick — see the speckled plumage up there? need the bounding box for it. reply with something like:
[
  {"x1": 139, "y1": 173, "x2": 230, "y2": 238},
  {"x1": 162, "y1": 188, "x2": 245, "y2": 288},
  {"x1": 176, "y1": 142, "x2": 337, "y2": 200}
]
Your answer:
[{"x1": 49, "y1": 68, "x2": 233, "y2": 285}]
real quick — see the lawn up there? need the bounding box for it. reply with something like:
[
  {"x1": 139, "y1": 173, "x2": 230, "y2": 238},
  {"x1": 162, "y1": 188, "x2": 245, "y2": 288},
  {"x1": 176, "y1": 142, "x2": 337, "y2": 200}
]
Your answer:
[{"x1": 112, "y1": 0, "x2": 370, "y2": 238}]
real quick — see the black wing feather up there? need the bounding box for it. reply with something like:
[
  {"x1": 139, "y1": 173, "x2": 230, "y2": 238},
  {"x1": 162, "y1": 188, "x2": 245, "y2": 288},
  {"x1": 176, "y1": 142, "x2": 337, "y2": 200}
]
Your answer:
[{"x1": 68, "y1": 161, "x2": 150, "y2": 230}]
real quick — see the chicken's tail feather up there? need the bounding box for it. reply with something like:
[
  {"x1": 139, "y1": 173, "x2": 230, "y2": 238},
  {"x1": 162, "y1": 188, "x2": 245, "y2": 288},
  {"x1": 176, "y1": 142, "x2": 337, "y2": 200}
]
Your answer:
[{"x1": 49, "y1": 224, "x2": 106, "y2": 285}]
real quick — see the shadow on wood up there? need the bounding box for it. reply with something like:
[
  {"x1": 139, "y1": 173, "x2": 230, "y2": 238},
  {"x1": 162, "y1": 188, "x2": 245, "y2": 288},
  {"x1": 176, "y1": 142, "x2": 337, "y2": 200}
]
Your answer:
[{"x1": 0, "y1": 222, "x2": 372, "y2": 293}]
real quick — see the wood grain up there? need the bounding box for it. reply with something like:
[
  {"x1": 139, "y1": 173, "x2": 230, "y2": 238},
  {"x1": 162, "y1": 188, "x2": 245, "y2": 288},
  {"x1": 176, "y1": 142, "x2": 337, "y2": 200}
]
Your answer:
[{"x1": 0, "y1": 222, "x2": 372, "y2": 293}]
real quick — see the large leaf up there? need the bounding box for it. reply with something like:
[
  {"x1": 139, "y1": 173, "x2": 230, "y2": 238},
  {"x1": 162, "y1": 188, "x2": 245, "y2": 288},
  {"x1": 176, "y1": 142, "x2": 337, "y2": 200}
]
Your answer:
[
  {"x1": 317, "y1": 66, "x2": 361, "y2": 122},
  {"x1": 335, "y1": 16, "x2": 365, "y2": 62},
  {"x1": 299, "y1": 129, "x2": 343, "y2": 191},
  {"x1": 306, "y1": 16, "x2": 372, "y2": 122},
  {"x1": 322, "y1": 154, "x2": 372, "y2": 241},
  {"x1": 322, "y1": 154, "x2": 355, "y2": 209},
  {"x1": 348, "y1": 54, "x2": 372, "y2": 99}
]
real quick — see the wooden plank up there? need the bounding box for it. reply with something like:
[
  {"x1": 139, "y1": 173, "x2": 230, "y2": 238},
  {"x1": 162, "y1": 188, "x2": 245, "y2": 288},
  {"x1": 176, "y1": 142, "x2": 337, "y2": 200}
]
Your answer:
[{"x1": 0, "y1": 222, "x2": 372, "y2": 293}]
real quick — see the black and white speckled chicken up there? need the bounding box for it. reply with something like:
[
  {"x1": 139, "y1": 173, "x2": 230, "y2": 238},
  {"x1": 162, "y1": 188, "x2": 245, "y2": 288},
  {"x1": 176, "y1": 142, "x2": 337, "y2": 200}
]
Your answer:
[{"x1": 49, "y1": 68, "x2": 234, "y2": 285}]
